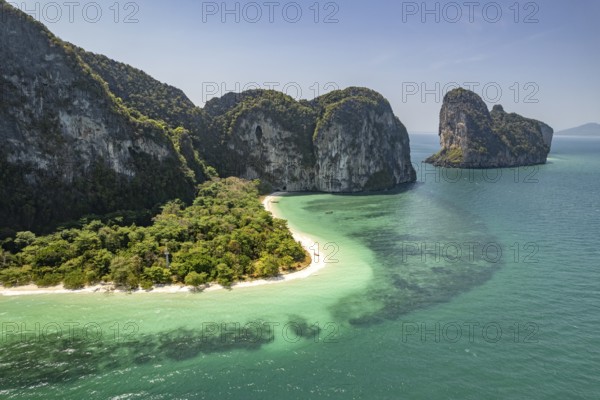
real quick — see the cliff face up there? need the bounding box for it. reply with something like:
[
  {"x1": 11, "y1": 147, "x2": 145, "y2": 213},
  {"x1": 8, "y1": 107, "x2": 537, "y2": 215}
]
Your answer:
[
  {"x1": 426, "y1": 88, "x2": 553, "y2": 168},
  {"x1": 75, "y1": 49, "x2": 213, "y2": 182},
  {"x1": 206, "y1": 88, "x2": 416, "y2": 192},
  {"x1": 0, "y1": 2, "x2": 195, "y2": 232},
  {"x1": 0, "y1": 1, "x2": 415, "y2": 234},
  {"x1": 76, "y1": 51, "x2": 416, "y2": 192},
  {"x1": 312, "y1": 91, "x2": 415, "y2": 191},
  {"x1": 76, "y1": 49, "x2": 204, "y2": 131}
]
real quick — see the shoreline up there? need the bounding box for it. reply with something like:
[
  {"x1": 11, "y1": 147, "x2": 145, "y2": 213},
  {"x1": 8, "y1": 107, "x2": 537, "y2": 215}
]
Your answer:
[{"x1": 0, "y1": 192, "x2": 327, "y2": 297}]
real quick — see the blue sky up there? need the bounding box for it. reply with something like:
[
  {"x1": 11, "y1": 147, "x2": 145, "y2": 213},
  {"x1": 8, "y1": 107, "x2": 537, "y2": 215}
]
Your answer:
[{"x1": 11, "y1": 0, "x2": 600, "y2": 131}]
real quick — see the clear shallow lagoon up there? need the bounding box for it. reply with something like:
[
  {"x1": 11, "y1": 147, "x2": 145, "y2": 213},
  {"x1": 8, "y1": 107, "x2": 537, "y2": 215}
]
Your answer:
[{"x1": 1, "y1": 135, "x2": 599, "y2": 399}]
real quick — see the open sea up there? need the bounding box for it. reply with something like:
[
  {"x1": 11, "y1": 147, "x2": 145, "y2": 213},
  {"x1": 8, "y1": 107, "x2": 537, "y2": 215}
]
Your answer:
[{"x1": 1, "y1": 134, "x2": 599, "y2": 399}]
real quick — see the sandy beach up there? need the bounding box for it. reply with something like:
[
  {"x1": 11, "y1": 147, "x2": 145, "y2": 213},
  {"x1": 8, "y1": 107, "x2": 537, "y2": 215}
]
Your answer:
[{"x1": 0, "y1": 192, "x2": 327, "y2": 297}]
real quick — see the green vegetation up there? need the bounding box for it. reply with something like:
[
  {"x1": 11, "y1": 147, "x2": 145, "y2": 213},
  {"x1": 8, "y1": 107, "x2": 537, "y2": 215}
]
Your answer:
[
  {"x1": 205, "y1": 87, "x2": 393, "y2": 172},
  {"x1": 491, "y1": 106, "x2": 548, "y2": 157},
  {"x1": 445, "y1": 147, "x2": 464, "y2": 164},
  {"x1": 208, "y1": 90, "x2": 317, "y2": 168},
  {"x1": 3, "y1": 0, "x2": 408, "y2": 234},
  {"x1": 76, "y1": 48, "x2": 207, "y2": 132},
  {"x1": 312, "y1": 88, "x2": 389, "y2": 141},
  {"x1": 0, "y1": 148, "x2": 196, "y2": 236},
  {"x1": 311, "y1": 87, "x2": 387, "y2": 109},
  {"x1": 220, "y1": 91, "x2": 316, "y2": 137},
  {"x1": 76, "y1": 48, "x2": 215, "y2": 184},
  {"x1": 427, "y1": 146, "x2": 464, "y2": 166},
  {"x1": 0, "y1": 2, "x2": 201, "y2": 234},
  {"x1": 0, "y1": 178, "x2": 308, "y2": 290},
  {"x1": 428, "y1": 88, "x2": 551, "y2": 167}
]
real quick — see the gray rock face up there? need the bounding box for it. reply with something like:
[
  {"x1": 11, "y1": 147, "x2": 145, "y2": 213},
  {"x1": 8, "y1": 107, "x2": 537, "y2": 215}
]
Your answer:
[
  {"x1": 539, "y1": 122, "x2": 554, "y2": 148},
  {"x1": 208, "y1": 88, "x2": 416, "y2": 192},
  {"x1": 0, "y1": 1, "x2": 416, "y2": 233},
  {"x1": 313, "y1": 98, "x2": 415, "y2": 192},
  {"x1": 426, "y1": 88, "x2": 553, "y2": 168},
  {"x1": 0, "y1": 2, "x2": 194, "y2": 232},
  {"x1": 225, "y1": 114, "x2": 314, "y2": 191},
  {"x1": 66, "y1": 50, "x2": 417, "y2": 194}
]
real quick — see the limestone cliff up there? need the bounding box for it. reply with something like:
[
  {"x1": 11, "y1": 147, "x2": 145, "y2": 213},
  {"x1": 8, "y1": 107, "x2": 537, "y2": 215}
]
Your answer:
[
  {"x1": 75, "y1": 53, "x2": 417, "y2": 192},
  {"x1": 75, "y1": 48, "x2": 213, "y2": 182},
  {"x1": 206, "y1": 88, "x2": 416, "y2": 192},
  {"x1": 0, "y1": 1, "x2": 415, "y2": 234},
  {"x1": 426, "y1": 88, "x2": 553, "y2": 168},
  {"x1": 0, "y1": 1, "x2": 195, "y2": 232}
]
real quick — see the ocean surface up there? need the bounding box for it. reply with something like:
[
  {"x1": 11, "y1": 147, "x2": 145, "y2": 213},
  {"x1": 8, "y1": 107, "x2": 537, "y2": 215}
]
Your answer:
[{"x1": 1, "y1": 134, "x2": 599, "y2": 399}]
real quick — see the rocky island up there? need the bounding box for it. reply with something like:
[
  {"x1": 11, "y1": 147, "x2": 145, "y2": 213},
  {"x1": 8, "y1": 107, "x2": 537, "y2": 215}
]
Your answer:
[
  {"x1": 0, "y1": 0, "x2": 416, "y2": 291},
  {"x1": 0, "y1": 1, "x2": 415, "y2": 234},
  {"x1": 556, "y1": 123, "x2": 600, "y2": 136},
  {"x1": 426, "y1": 88, "x2": 553, "y2": 168}
]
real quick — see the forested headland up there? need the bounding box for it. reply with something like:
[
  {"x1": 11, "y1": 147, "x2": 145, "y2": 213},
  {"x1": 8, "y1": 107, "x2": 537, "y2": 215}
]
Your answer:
[{"x1": 0, "y1": 178, "x2": 308, "y2": 291}]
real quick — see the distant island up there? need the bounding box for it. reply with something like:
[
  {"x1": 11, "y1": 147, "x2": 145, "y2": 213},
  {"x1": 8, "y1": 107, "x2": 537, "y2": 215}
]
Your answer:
[
  {"x1": 556, "y1": 123, "x2": 600, "y2": 136},
  {"x1": 426, "y1": 88, "x2": 553, "y2": 168}
]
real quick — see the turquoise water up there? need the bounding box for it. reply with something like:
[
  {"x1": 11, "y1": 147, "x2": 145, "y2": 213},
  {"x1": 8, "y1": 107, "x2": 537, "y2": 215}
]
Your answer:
[{"x1": 1, "y1": 135, "x2": 599, "y2": 399}]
